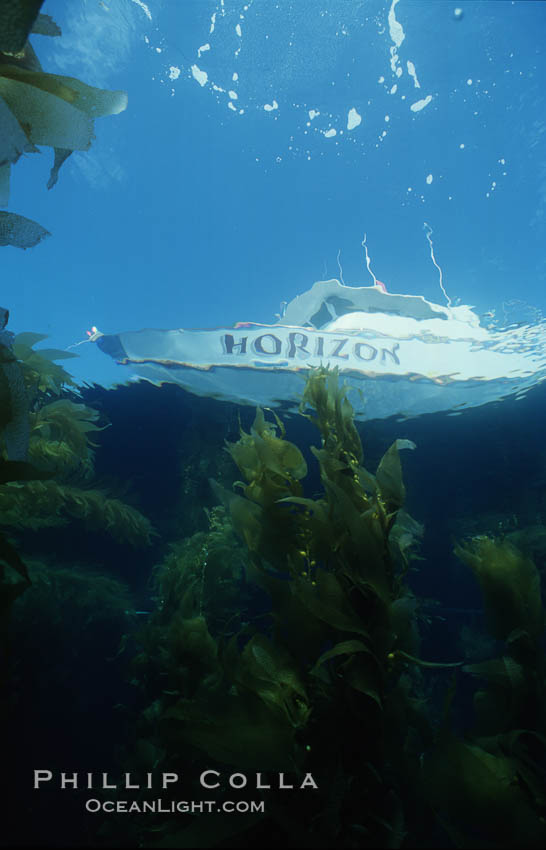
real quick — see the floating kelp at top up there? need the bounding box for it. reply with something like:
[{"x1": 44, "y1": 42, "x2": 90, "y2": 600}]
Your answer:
[
  {"x1": 94, "y1": 279, "x2": 546, "y2": 422},
  {"x1": 0, "y1": 1, "x2": 127, "y2": 249},
  {"x1": 0, "y1": 210, "x2": 50, "y2": 249},
  {"x1": 0, "y1": 0, "x2": 44, "y2": 55}
]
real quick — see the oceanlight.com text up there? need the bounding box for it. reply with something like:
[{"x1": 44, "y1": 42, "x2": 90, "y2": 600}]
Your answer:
[{"x1": 85, "y1": 798, "x2": 266, "y2": 814}]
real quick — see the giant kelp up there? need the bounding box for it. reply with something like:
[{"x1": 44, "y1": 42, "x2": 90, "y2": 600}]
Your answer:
[
  {"x1": 0, "y1": 332, "x2": 154, "y2": 546},
  {"x1": 0, "y1": 310, "x2": 29, "y2": 461},
  {"x1": 1, "y1": 327, "x2": 153, "y2": 680},
  {"x1": 2, "y1": 330, "x2": 155, "y2": 845},
  {"x1": 0, "y1": 0, "x2": 127, "y2": 248},
  {"x1": 455, "y1": 536, "x2": 545, "y2": 746},
  {"x1": 131, "y1": 367, "x2": 429, "y2": 848},
  {"x1": 0, "y1": 480, "x2": 154, "y2": 544},
  {"x1": 455, "y1": 536, "x2": 544, "y2": 644},
  {"x1": 0, "y1": 315, "x2": 44, "y2": 623},
  {"x1": 103, "y1": 367, "x2": 546, "y2": 848},
  {"x1": 417, "y1": 536, "x2": 546, "y2": 848},
  {"x1": 0, "y1": 451, "x2": 56, "y2": 734}
]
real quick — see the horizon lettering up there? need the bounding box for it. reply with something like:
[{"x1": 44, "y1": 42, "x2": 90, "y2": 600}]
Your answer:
[{"x1": 222, "y1": 331, "x2": 400, "y2": 367}]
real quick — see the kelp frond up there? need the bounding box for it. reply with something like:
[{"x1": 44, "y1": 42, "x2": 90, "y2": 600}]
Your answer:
[
  {"x1": 455, "y1": 536, "x2": 544, "y2": 642},
  {"x1": 299, "y1": 365, "x2": 363, "y2": 464},
  {"x1": 0, "y1": 480, "x2": 155, "y2": 545},
  {"x1": 12, "y1": 333, "x2": 78, "y2": 401},
  {"x1": 29, "y1": 398, "x2": 107, "y2": 479}
]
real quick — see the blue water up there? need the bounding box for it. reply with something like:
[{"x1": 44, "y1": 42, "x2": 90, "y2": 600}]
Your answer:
[
  {"x1": 4, "y1": 7, "x2": 546, "y2": 845},
  {"x1": 3, "y1": 0, "x2": 546, "y2": 389}
]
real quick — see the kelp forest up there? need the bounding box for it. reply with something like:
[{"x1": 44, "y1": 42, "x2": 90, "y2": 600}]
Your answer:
[{"x1": 1, "y1": 329, "x2": 546, "y2": 848}]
